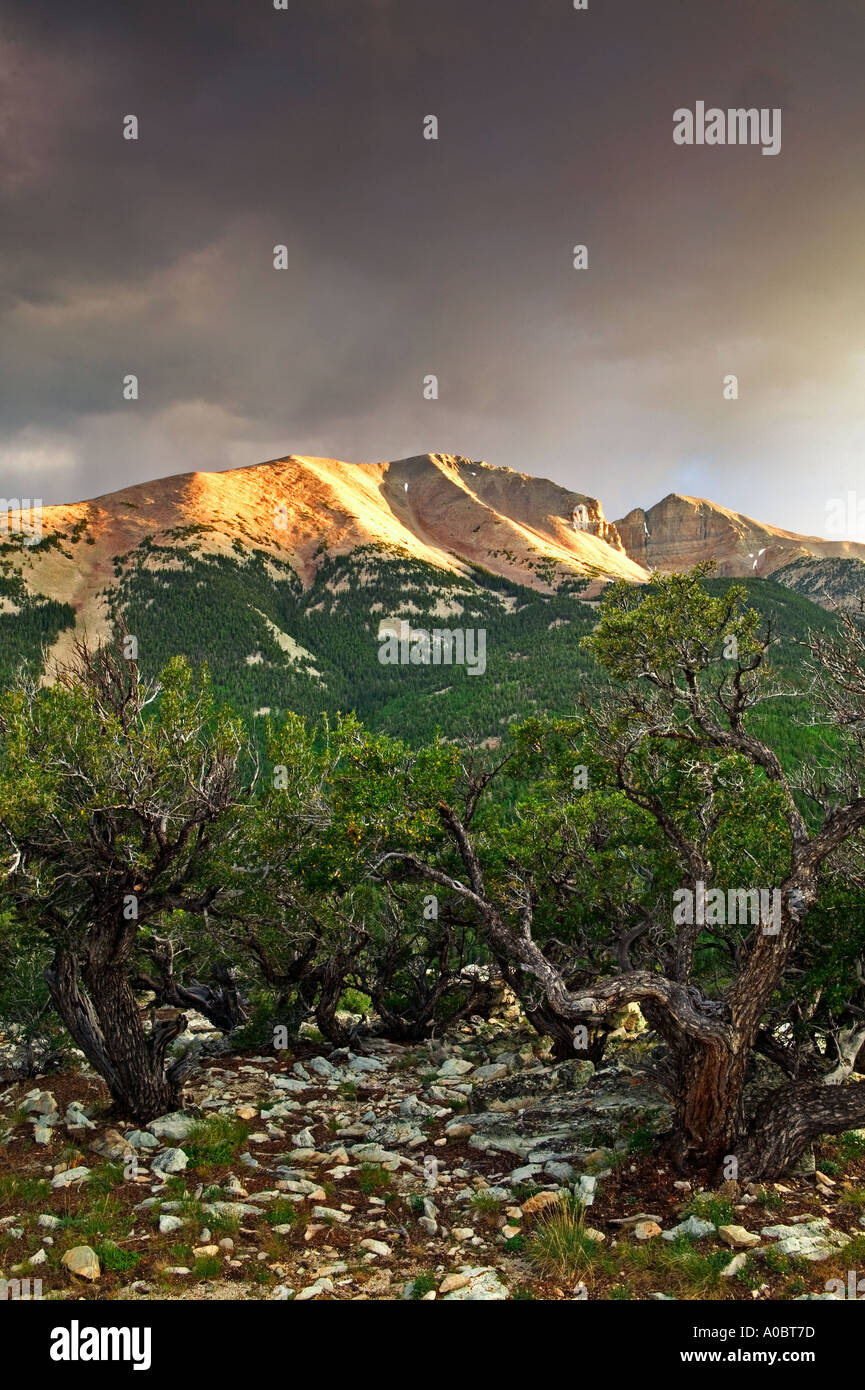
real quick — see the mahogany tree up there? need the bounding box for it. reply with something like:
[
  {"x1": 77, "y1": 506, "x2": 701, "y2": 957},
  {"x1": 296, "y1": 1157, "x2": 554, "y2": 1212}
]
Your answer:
[
  {"x1": 0, "y1": 635, "x2": 257, "y2": 1121},
  {"x1": 375, "y1": 567, "x2": 865, "y2": 1178}
]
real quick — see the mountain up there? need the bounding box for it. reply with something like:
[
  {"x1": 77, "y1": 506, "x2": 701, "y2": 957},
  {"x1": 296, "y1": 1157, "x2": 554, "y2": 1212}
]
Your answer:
[
  {"x1": 1, "y1": 452, "x2": 643, "y2": 665},
  {"x1": 615, "y1": 493, "x2": 865, "y2": 610},
  {"x1": 0, "y1": 455, "x2": 856, "y2": 749},
  {"x1": 0, "y1": 454, "x2": 647, "y2": 741}
]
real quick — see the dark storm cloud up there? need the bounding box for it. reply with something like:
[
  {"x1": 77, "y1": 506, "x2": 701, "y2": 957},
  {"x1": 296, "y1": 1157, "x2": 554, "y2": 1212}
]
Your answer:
[{"x1": 1, "y1": 0, "x2": 863, "y2": 535}]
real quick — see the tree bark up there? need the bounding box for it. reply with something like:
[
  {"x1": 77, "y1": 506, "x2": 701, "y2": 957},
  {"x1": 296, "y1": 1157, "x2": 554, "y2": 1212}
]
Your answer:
[
  {"x1": 663, "y1": 1035, "x2": 749, "y2": 1170},
  {"x1": 46, "y1": 946, "x2": 186, "y2": 1122},
  {"x1": 737, "y1": 1078, "x2": 865, "y2": 1177},
  {"x1": 138, "y1": 948, "x2": 248, "y2": 1035}
]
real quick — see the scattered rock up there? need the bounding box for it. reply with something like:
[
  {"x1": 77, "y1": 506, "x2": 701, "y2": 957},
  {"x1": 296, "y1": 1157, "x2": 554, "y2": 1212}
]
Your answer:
[
  {"x1": 23, "y1": 1089, "x2": 58, "y2": 1117},
  {"x1": 152, "y1": 1147, "x2": 188, "y2": 1175},
  {"x1": 634, "y1": 1221, "x2": 663, "y2": 1240},
  {"x1": 126, "y1": 1130, "x2": 159, "y2": 1149},
  {"x1": 440, "y1": 1266, "x2": 510, "y2": 1300},
  {"x1": 472, "y1": 1063, "x2": 508, "y2": 1082},
  {"x1": 296, "y1": 1277, "x2": 334, "y2": 1300},
  {"x1": 311, "y1": 1206, "x2": 350, "y2": 1224},
  {"x1": 544, "y1": 1161, "x2": 577, "y2": 1183},
  {"x1": 90, "y1": 1129, "x2": 134, "y2": 1162},
  {"x1": 65, "y1": 1102, "x2": 96, "y2": 1129},
  {"x1": 348, "y1": 1055, "x2": 385, "y2": 1074},
  {"x1": 662, "y1": 1216, "x2": 715, "y2": 1242},
  {"x1": 575, "y1": 1175, "x2": 597, "y2": 1207},
  {"x1": 444, "y1": 1122, "x2": 474, "y2": 1142},
  {"x1": 438, "y1": 1058, "x2": 474, "y2": 1078},
  {"x1": 359, "y1": 1239, "x2": 390, "y2": 1257},
  {"x1": 62, "y1": 1245, "x2": 101, "y2": 1281},
  {"x1": 521, "y1": 1191, "x2": 560, "y2": 1218},
  {"x1": 148, "y1": 1112, "x2": 198, "y2": 1144},
  {"x1": 51, "y1": 1166, "x2": 91, "y2": 1189},
  {"x1": 718, "y1": 1224, "x2": 761, "y2": 1249},
  {"x1": 760, "y1": 1219, "x2": 850, "y2": 1262}
]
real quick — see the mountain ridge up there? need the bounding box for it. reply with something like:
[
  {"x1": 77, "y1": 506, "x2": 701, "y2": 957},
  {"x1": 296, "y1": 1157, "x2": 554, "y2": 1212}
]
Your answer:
[
  {"x1": 2, "y1": 453, "x2": 864, "y2": 702},
  {"x1": 615, "y1": 491, "x2": 865, "y2": 586}
]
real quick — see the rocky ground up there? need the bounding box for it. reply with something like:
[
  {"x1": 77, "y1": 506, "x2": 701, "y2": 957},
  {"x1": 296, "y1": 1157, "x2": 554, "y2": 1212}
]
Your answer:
[{"x1": 2, "y1": 1009, "x2": 865, "y2": 1302}]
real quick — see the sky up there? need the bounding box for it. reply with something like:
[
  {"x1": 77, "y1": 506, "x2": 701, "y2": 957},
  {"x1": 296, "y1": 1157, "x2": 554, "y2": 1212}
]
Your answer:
[{"x1": 1, "y1": 0, "x2": 864, "y2": 536}]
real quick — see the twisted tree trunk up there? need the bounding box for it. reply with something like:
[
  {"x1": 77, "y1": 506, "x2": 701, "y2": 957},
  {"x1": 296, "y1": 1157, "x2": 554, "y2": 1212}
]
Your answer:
[
  {"x1": 46, "y1": 943, "x2": 188, "y2": 1122},
  {"x1": 139, "y1": 942, "x2": 248, "y2": 1035},
  {"x1": 378, "y1": 802, "x2": 865, "y2": 1179}
]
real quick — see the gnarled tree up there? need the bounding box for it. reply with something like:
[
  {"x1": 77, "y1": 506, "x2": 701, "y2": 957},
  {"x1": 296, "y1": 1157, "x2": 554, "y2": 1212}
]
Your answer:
[
  {"x1": 0, "y1": 635, "x2": 255, "y2": 1120},
  {"x1": 374, "y1": 567, "x2": 865, "y2": 1178}
]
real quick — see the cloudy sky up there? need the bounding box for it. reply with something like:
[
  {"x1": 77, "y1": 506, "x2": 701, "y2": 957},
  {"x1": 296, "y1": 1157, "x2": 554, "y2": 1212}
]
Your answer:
[{"x1": 1, "y1": 0, "x2": 863, "y2": 535}]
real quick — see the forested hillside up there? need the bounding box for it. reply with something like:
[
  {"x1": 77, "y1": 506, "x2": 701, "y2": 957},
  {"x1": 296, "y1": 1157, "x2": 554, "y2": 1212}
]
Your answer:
[{"x1": 0, "y1": 525, "x2": 847, "y2": 767}]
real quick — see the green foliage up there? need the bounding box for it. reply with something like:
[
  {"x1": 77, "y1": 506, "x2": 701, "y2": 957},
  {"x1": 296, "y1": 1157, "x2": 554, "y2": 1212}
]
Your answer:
[
  {"x1": 838, "y1": 1132, "x2": 865, "y2": 1162},
  {"x1": 470, "y1": 1191, "x2": 503, "y2": 1212},
  {"x1": 183, "y1": 1115, "x2": 249, "y2": 1168},
  {"x1": 359, "y1": 1164, "x2": 392, "y2": 1194},
  {"x1": 95, "y1": 1241, "x2": 142, "y2": 1273},
  {"x1": 527, "y1": 1195, "x2": 601, "y2": 1282},
  {"x1": 626, "y1": 1127, "x2": 657, "y2": 1156},
  {"x1": 684, "y1": 1192, "x2": 736, "y2": 1226},
  {"x1": 0, "y1": 1175, "x2": 50, "y2": 1204},
  {"x1": 266, "y1": 1200, "x2": 301, "y2": 1226},
  {"x1": 409, "y1": 1272, "x2": 438, "y2": 1298},
  {"x1": 1, "y1": 554, "x2": 865, "y2": 1177}
]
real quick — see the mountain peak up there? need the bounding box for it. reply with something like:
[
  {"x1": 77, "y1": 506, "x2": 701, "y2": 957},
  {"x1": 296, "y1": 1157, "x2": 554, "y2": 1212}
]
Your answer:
[
  {"x1": 615, "y1": 491, "x2": 865, "y2": 581},
  {"x1": 6, "y1": 453, "x2": 648, "y2": 669}
]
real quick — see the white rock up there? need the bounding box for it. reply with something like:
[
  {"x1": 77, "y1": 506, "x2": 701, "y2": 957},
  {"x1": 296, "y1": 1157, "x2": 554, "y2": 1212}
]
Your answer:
[
  {"x1": 296, "y1": 1277, "x2": 334, "y2": 1300},
  {"x1": 348, "y1": 1055, "x2": 385, "y2": 1073},
  {"x1": 51, "y1": 1167, "x2": 92, "y2": 1189},
  {"x1": 441, "y1": 1265, "x2": 509, "y2": 1301},
  {"x1": 152, "y1": 1147, "x2": 188, "y2": 1174},
  {"x1": 662, "y1": 1216, "x2": 715, "y2": 1241},
  {"x1": 359, "y1": 1238, "x2": 391, "y2": 1257},
  {"x1": 311, "y1": 1206, "x2": 350, "y2": 1223},
  {"x1": 23, "y1": 1089, "x2": 57, "y2": 1117},
  {"x1": 148, "y1": 1112, "x2": 198, "y2": 1143}
]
